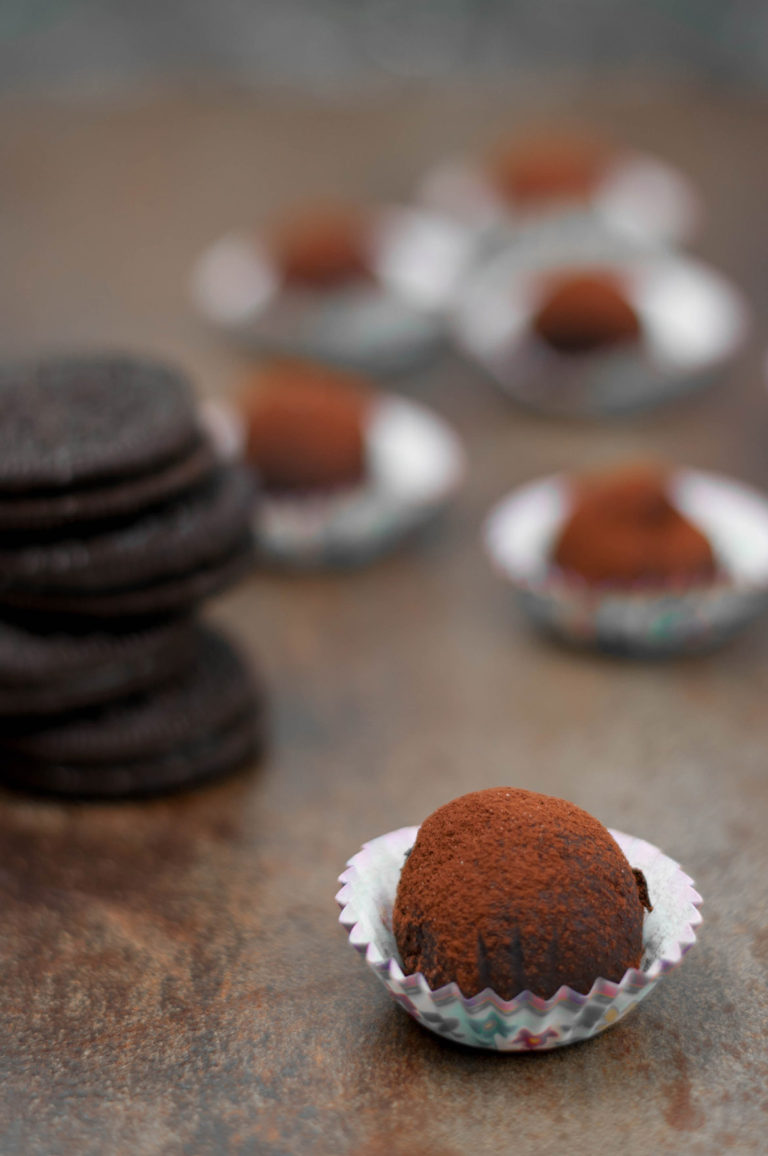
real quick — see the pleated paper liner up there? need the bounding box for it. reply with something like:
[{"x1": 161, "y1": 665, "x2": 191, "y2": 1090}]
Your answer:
[
  {"x1": 337, "y1": 824, "x2": 701, "y2": 1052},
  {"x1": 483, "y1": 468, "x2": 768, "y2": 655}
]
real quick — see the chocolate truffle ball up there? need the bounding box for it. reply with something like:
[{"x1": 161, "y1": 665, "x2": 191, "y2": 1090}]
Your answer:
[
  {"x1": 488, "y1": 132, "x2": 609, "y2": 207},
  {"x1": 532, "y1": 270, "x2": 641, "y2": 354},
  {"x1": 553, "y1": 465, "x2": 717, "y2": 586},
  {"x1": 268, "y1": 205, "x2": 372, "y2": 289},
  {"x1": 393, "y1": 788, "x2": 650, "y2": 1000},
  {"x1": 239, "y1": 361, "x2": 371, "y2": 492}
]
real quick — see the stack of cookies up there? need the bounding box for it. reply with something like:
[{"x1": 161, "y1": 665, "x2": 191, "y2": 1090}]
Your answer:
[{"x1": 0, "y1": 355, "x2": 262, "y2": 796}]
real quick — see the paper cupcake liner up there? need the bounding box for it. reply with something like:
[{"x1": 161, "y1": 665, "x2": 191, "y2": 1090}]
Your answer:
[
  {"x1": 337, "y1": 825, "x2": 701, "y2": 1052},
  {"x1": 512, "y1": 577, "x2": 767, "y2": 655},
  {"x1": 483, "y1": 470, "x2": 768, "y2": 655},
  {"x1": 198, "y1": 397, "x2": 247, "y2": 464},
  {"x1": 451, "y1": 216, "x2": 748, "y2": 418},
  {"x1": 253, "y1": 395, "x2": 465, "y2": 569},
  {"x1": 190, "y1": 209, "x2": 474, "y2": 373},
  {"x1": 471, "y1": 339, "x2": 729, "y2": 419},
  {"x1": 417, "y1": 149, "x2": 700, "y2": 246}
]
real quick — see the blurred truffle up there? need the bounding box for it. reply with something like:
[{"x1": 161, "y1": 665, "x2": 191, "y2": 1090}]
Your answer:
[
  {"x1": 488, "y1": 132, "x2": 610, "y2": 207},
  {"x1": 239, "y1": 361, "x2": 371, "y2": 492},
  {"x1": 532, "y1": 269, "x2": 641, "y2": 354},
  {"x1": 393, "y1": 787, "x2": 650, "y2": 1000},
  {"x1": 553, "y1": 465, "x2": 717, "y2": 586},
  {"x1": 268, "y1": 205, "x2": 372, "y2": 289}
]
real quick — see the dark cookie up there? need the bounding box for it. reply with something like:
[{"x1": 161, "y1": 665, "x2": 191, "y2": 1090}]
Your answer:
[
  {"x1": 0, "y1": 355, "x2": 200, "y2": 492},
  {"x1": 0, "y1": 627, "x2": 264, "y2": 796},
  {"x1": 0, "y1": 467, "x2": 255, "y2": 613},
  {"x1": 0, "y1": 713, "x2": 260, "y2": 797},
  {"x1": 0, "y1": 436, "x2": 218, "y2": 531},
  {"x1": 0, "y1": 614, "x2": 197, "y2": 716},
  {"x1": 0, "y1": 538, "x2": 255, "y2": 619}
]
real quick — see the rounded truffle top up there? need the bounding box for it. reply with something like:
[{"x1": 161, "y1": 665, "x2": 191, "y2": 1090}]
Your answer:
[
  {"x1": 532, "y1": 269, "x2": 641, "y2": 354},
  {"x1": 553, "y1": 465, "x2": 717, "y2": 586},
  {"x1": 239, "y1": 361, "x2": 372, "y2": 492},
  {"x1": 267, "y1": 204, "x2": 372, "y2": 289},
  {"x1": 488, "y1": 132, "x2": 610, "y2": 207},
  {"x1": 393, "y1": 787, "x2": 650, "y2": 1000}
]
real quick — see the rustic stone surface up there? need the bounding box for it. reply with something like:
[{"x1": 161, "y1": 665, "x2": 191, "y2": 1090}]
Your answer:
[{"x1": 0, "y1": 85, "x2": 766, "y2": 1154}]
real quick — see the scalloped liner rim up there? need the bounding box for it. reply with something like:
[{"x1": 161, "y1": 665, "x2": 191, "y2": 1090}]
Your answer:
[{"x1": 336, "y1": 824, "x2": 703, "y2": 1016}]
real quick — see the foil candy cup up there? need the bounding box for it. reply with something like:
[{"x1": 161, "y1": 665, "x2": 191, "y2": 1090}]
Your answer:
[
  {"x1": 336, "y1": 824, "x2": 701, "y2": 1052},
  {"x1": 256, "y1": 395, "x2": 465, "y2": 567},
  {"x1": 451, "y1": 215, "x2": 748, "y2": 417},
  {"x1": 417, "y1": 149, "x2": 700, "y2": 246},
  {"x1": 190, "y1": 206, "x2": 475, "y2": 373},
  {"x1": 483, "y1": 469, "x2": 768, "y2": 655}
]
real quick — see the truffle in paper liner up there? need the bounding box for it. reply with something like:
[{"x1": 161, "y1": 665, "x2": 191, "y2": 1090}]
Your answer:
[
  {"x1": 190, "y1": 208, "x2": 474, "y2": 373},
  {"x1": 451, "y1": 216, "x2": 748, "y2": 417},
  {"x1": 483, "y1": 469, "x2": 768, "y2": 655},
  {"x1": 253, "y1": 395, "x2": 465, "y2": 568},
  {"x1": 336, "y1": 825, "x2": 701, "y2": 1052},
  {"x1": 418, "y1": 149, "x2": 700, "y2": 246}
]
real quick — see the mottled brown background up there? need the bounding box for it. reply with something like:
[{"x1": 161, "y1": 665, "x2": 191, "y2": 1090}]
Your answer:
[{"x1": 0, "y1": 85, "x2": 767, "y2": 1154}]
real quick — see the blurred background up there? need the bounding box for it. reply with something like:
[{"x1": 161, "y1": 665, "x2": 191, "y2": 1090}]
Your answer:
[
  {"x1": 1, "y1": 0, "x2": 765, "y2": 450},
  {"x1": 0, "y1": 0, "x2": 766, "y2": 95}
]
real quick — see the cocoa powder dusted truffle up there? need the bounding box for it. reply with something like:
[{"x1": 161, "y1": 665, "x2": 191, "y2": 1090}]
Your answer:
[
  {"x1": 239, "y1": 361, "x2": 371, "y2": 492},
  {"x1": 268, "y1": 205, "x2": 372, "y2": 289},
  {"x1": 532, "y1": 270, "x2": 641, "y2": 354},
  {"x1": 553, "y1": 465, "x2": 717, "y2": 586},
  {"x1": 488, "y1": 132, "x2": 610, "y2": 207},
  {"x1": 393, "y1": 787, "x2": 650, "y2": 1000}
]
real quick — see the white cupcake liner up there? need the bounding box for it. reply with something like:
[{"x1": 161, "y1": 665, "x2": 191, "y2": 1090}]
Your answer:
[
  {"x1": 190, "y1": 207, "x2": 475, "y2": 373},
  {"x1": 451, "y1": 215, "x2": 748, "y2": 417},
  {"x1": 198, "y1": 397, "x2": 247, "y2": 464},
  {"x1": 337, "y1": 824, "x2": 701, "y2": 1052},
  {"x1": 417, "y1": 148, "x2": 700, "y2": 246},
  {"x1": 483, "y1": 468, "x2": 768, "y2": 655}
]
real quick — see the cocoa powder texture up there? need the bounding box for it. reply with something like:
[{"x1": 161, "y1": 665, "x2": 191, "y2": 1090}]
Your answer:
[
  {"x1": 553, "y1": 464, "x2": 717, "y2": 586},
  {"x1": 393, "y1": 787, "x2": 648, "y2": 1000}
]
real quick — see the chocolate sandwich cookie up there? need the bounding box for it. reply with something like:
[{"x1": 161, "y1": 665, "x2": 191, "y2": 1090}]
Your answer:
[
  {"x1": 5, "y1": 540, "x2": 257, "y2": 619},
  {"x1": 0, "y1": 627, "x2": 264, "y2": 796},
  {"x1": 0, "y1": 614, "x2": 196, "y2": 716},
  {"x1": 0, "y1": 436, "x2": 218, "y2": 531},
  {"x1": 0, "y1": 466, "x2": 256, "y2": 618},
  {"x1": 0, "y1": 355, "x2": 201, "y2": 492}
]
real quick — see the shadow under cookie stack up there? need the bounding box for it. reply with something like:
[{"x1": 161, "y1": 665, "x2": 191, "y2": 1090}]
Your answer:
[{"x1": 0, "y1": 355, "x2": 262, "y2": 796}]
